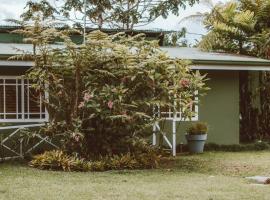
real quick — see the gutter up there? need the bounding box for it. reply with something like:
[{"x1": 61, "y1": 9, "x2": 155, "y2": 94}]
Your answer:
[
  {"x1": 191, "y1": 64, "x2": 270, "y2": 71},
  {"x1": 191, "y1": 59, "x2": 270, "y2": 67}
]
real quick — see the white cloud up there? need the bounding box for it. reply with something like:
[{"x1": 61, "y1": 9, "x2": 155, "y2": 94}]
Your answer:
[
  {"x1": 0, "y1": 0, "x2": 28, "y2": 23},
  {"x1": 0, "y1": 8, "x2": 15, "y2": 20}
]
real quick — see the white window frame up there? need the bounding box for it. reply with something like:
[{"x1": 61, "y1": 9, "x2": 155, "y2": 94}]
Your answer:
[
  {"x1": 0, "y1": 76, "x2": 49, "y2": 123},
  {"x1": 158, "y1": 91, "x2": 199, "y2": 122}
]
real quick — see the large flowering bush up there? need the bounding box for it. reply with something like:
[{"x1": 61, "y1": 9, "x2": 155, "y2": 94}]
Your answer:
[{"x1": 14, "y1": 22, "x2": 208, "y2": 160}]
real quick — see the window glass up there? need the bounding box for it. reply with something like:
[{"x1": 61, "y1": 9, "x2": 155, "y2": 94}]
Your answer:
[{"x1": 0, "y1": 77, "x2": 47, "y2": 122}]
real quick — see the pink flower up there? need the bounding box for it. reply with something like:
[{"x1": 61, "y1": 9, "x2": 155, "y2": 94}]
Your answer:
[
  {"x1": 72, "y1": 132, "x2": 81, "y2": 142},
  {"x1": 108, "y1": 100, "x2": 114, "y2": 109},
  {"x1": 74, "y1": 135, "x2": 80, "y2": 142},
  {"x1": 83, "y1": 93, "x2": 93, "y2": 102},
  {"x1": 179, "y1": 78, "x2": 190, "y2": 88},
  {"x1": 78, "y1": 101, "x2": 85, "y2": 108},
  {"x1": 187, "y1": 101, "x2": 193, "y2": 109}
]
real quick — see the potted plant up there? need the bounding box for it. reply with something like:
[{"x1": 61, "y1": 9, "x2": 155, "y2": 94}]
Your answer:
[{"x1": 186, "y1": 122, "x2": 208, "y2": 153}]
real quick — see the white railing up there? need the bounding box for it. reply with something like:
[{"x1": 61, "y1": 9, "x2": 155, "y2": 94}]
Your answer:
[
  {"x1": 0, "y1": 76, "x2": 49, "y2": 123},
  {"x1": 152, "y1": 96, "x2": 199, "y2": 156},
  {"x1": 0, "y1": 124, "x2": 58, "y2": 161}
]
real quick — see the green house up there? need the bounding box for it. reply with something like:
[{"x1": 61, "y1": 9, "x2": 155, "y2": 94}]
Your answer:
[
  {"x1": 161, "y1": 47, "x2": 270, "y2": 146},
  {"x1": 1, "y1": 27, "x2": 270, "y2": 148}
]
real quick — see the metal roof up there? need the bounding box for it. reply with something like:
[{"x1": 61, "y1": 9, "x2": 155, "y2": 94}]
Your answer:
[
  {"x1": 161, "y1": 47, "x2": 270, "y2": 66},
  {"x1": 0, "y1": 25, "x2": 173, "y2": 34},
  {"x1": 0, "y1": 60, "x2": 33, "y2": 67},
  {"x1": 1, "y1": 43, "x2": 270, "y2": 70}
]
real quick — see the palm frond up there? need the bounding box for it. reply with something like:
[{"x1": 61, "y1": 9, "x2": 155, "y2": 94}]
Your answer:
[{"x1": 179, "y1": 13, "x2": 207, "y2": 24}]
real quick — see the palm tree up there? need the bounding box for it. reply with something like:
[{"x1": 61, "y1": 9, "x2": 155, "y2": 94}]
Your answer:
[
  {"x1": 181, "y1": 0, "x2": 270, "y2": 56},
  {"x1": 179, "y1": 0, "x2": 218, "y2": 24},
  {"x1": 198, "y1": 1, "x2": 256, "y2": 54}
]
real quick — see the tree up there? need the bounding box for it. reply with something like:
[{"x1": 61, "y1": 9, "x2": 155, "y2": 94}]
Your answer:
[
  {"x1": 22, "y1": 0, "x2": 199, "y2": 30},
  {"x1": 198, "y1": 1, "x2": 256, "y2": 54},
  {"x1": 21, "y1": 0, "x2": 59, "y2": 21},
  {"x1": 163, "y1": 27, "x2": 188, "y2": 47},
  {"x1": 197, "y1": 0, "x2": 270, "y2": 56}
]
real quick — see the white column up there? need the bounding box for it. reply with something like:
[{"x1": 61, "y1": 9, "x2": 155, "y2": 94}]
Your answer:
[
  {"x1": 172, "y1": 119, "x2": 176, "y2": 156},
  {"x1": 172, "y1": 100, "x2": 177, "y2": 156},
  {"x1": 16, "y1": 78, "x2": 18, "y2": 119},
  {"x1": 152, "y1": 121, "x2": 157, "y2": 146},
  {"x1": 21, "y1": 78, "x2": 25, "y2": 120},
  {"x1": 3, "y1": 79, "x2": 6, "y2": 120},
  {"x1": 44, "y1": 83, "x2": 49, "y2": 122}
]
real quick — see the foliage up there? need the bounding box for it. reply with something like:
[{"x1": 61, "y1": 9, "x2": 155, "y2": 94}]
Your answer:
[
  {"x1": 196, "y1": 0, "x2": 270, "y2": 57},
  {"x1": 186, "y1": 122, "x2": 208, "y2": 135},
  {"x1": 29, "y1": 147, "x2": 162, "y2": 171},
  {"x1": 198, "y1": 1, "x2": 256, "y2": 54},
  {"x1": 22, "y1": 0, "x2": 199, "y2": 29},
  {"x1": 106, "y1": 150, "x2": 161, "y2": 170},
  {"x1": 177, "y1": 141, "x2": 270, "y2": 152},
  {"x1": 21, "y1": 0, "x2": 59, "y2": 21},
  {"x1": 164, "y1": 28, "x2": 188, "y2": 47},
  {"x1": 29, "y1": 150, "x2": 91, "y2": 171},
  {"x1": 185, "y1": 0, "x2": 270, "y2": 57},
  {"x1": 12, "y1": 19, "x2": 208, "y2": 159},
  {"x1": 204, "y1": 141, "x2": 270, "y2": 152}
]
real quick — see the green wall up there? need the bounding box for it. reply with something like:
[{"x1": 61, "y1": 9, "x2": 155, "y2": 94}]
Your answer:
[
  {"x1": 161, "y1": 70, "x2": 240, "y2": 145},
  {"x1": 0, "y1": 33, "x2": 23, "y2": 43}
]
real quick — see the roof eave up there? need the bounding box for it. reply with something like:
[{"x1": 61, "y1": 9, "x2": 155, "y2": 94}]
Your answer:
[
  {"x1": 191, "y1": 64, "x2": 270, "y2": 71},
  {"x1": 191, "y1": 59, "x2": 270, "y2": 67}
]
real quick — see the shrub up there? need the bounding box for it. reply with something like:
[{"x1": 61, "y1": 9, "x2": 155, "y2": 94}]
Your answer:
[
  {"x1": 108, "y1": 154, "x2": 140, "y2": 170},
  {"x1": 204, "y1": 141, "x2": 270, "y2": 152},
  {"x1": 29, "y1": 150, "x2": 91, "y2": 171},
  {"x1": 15, "y1": 20, "x2": 208, "y2": 159},
  {"x1": 177, "y1": 141, "x2": 270, "y2": 153},
  {"x1": 187, "y1": 122, "x2": 208, "y2": 135},
  {"x1": 29, "y1": 148, "x2": 161, "y2": 172}
]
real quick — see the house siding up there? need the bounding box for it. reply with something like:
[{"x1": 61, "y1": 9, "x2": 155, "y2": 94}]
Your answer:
[{"x1": 161, "y1": 70, "x2": 240, "y2": 145}]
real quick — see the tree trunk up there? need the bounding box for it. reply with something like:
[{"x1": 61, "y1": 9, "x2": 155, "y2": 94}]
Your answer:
[{"x1": 98, "y1": 13, "x2": 103, "y2": 30}]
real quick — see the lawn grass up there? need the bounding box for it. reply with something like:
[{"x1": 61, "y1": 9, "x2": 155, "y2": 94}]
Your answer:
[{"x1": 1, "y1": 152, "x2": 270, "y2": 200}]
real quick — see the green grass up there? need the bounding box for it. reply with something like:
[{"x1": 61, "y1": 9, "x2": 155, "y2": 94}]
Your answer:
[{"x1": 1, "y1": 152, "x2": 270, "y2": 200}]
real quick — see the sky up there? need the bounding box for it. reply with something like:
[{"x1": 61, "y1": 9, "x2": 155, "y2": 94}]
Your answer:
[{"x1": 0, "y1": 0, "x2": 227, "y2": 43}]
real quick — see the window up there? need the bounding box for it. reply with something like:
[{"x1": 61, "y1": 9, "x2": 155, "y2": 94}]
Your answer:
[
  {"x1": 0, "y1": 76, "x2": 48, "y2": 122},
  {"x1": 157, "y1": 92, "x2": 199, "y2": 121}
]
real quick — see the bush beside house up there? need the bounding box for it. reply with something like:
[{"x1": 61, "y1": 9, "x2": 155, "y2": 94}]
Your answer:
[{"x1": 11, "y1": 20, "x2": 208, "y2": 171}]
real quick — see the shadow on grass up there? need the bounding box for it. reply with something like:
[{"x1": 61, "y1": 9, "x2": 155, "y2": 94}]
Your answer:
[
  {"x1": 159, "y1": 153, "x2": 216, "y2": 174},
  {"x1": 0, "y1": 159, "x2": 28, "y2": 166}
]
